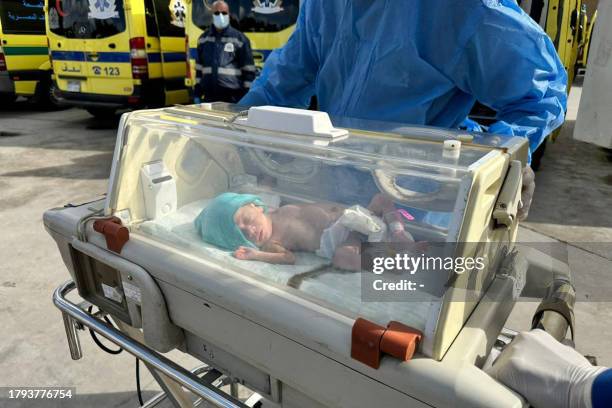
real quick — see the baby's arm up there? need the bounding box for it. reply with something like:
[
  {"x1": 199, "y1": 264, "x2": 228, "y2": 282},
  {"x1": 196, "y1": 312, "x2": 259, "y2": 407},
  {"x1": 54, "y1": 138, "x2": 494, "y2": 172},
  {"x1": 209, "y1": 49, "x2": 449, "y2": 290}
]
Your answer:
[{"x1": 234, "y1": 242, "x2": 296, "y2": 265}]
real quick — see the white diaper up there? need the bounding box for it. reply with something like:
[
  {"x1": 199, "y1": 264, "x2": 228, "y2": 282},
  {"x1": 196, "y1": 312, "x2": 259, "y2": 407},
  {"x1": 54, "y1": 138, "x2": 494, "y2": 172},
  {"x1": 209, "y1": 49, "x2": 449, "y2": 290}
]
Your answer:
[{"x1": 316, "y1": 205, "x2": 386, "y2": 259}]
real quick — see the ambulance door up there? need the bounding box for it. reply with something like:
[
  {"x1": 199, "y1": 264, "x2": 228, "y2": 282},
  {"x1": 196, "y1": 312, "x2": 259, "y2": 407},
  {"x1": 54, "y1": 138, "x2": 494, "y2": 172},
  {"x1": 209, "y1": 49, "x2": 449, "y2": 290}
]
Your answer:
[
  {"x1": 47, "y1": 0, "x2": 88, "y2": 95},
  {"x1": 81, "y1": 0, "x2": 133, "y2": 96},
  {"x1": 151, "y1": 0, "x2": 188, "y2": 104},
  {"x1": 144, "y1": 0, "x2": 163, "y2": 88}
]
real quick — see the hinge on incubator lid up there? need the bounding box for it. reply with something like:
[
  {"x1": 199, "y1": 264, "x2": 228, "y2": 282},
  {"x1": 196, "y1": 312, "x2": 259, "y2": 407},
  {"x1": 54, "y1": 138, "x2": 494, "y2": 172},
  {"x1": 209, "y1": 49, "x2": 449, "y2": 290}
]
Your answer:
[
  {"x1": 240, "y1": 106, "x2": 349, "y2": 142},
  {"x1": 351, "y1": 318, "x2": 422, "y2": 369}
]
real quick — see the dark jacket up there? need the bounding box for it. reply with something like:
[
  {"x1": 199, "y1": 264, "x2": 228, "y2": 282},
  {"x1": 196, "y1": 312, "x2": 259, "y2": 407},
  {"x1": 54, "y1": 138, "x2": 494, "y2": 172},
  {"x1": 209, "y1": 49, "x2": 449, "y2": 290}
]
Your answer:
[{"x1": 194, "y1": 26, "x2": 255, "y2": 102}]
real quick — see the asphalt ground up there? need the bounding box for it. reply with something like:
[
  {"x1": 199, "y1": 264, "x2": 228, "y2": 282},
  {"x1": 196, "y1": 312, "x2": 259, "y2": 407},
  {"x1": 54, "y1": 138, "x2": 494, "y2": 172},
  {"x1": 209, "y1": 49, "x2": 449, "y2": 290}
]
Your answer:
[{"x1": 0, "y1": 78, "x2": 611, "y2": 407}]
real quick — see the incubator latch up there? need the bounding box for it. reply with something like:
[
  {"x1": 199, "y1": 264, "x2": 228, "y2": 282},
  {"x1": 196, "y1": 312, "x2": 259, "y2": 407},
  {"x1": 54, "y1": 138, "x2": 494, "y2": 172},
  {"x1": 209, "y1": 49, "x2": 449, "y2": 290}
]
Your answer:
[
  {"x1": 93, "y1": 217, "x2": 129, "y2": 254},
  {"x1": 493, "y1": 160, "x2": 523, "y2": 228},
  {"x1": 351, "y1": 318, "x2": 422, "y2": 369}
]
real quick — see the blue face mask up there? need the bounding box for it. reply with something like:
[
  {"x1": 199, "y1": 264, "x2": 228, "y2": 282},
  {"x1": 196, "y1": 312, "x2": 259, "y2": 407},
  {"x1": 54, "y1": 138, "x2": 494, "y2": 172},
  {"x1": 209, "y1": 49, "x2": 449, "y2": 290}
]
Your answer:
[{"x1": 213, "y1": 13, "x2": 229, "y2": 30}]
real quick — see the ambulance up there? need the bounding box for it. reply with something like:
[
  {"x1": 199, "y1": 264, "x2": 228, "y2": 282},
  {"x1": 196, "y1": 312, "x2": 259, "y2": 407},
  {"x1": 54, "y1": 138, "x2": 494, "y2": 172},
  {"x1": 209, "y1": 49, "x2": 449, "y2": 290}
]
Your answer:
[
  {"x1": 0, "y1": 0, "x2": 57, "y2": 106},
  {"x1": 184, "y1": 0, "x2": 300, "y2": 94},
  {"x1": 46, "y1": 0, "x2": 190, "y2": 118}
]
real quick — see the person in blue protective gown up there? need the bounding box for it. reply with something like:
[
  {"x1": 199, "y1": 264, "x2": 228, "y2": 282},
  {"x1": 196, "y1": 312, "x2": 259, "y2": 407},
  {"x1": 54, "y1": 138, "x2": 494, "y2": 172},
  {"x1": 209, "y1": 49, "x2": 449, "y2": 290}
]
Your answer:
[
  {"x1": 240, "y1": 0, "x2": 566, "y2": 222},
  {"x1": 237, "y1": 4, "x2": 611, "y2": 405},
  {"x1": 241, "y1": 0, "x2": 567, "y2": 163}
]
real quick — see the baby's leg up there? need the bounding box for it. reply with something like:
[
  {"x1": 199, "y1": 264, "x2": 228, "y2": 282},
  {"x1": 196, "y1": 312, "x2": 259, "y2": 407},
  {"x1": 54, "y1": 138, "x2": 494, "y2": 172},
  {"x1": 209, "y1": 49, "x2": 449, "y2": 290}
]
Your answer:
[
  {"x1": 367, "y1": 193, "x2": 415, "y2": 243},
  {"x1": 332, "y1": 232, "x2": 362, "y2": 271},
  {"x1": 367, "y1": 193, "x2": 396, "y2": 216}
]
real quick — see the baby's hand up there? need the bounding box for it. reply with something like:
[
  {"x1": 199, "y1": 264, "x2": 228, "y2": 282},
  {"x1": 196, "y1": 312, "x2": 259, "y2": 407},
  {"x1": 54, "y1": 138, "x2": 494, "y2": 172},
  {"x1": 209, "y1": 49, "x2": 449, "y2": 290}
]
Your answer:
[{"x1": 234, "y1": 246, "x2": 258, "y2": 260}]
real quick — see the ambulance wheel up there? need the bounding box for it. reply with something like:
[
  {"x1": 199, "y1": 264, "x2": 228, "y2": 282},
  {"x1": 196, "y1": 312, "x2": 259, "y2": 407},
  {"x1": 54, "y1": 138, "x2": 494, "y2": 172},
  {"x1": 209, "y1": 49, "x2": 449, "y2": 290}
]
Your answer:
[
  {"x1": 32, "y1": 76, "x2": 63, "y2": 110},
  {"x1": 0, "y1": 93, "x2": 16, "y2": 105},
  {"x1": 86, "y1": 107, "x2": 117, "y2": 119}
]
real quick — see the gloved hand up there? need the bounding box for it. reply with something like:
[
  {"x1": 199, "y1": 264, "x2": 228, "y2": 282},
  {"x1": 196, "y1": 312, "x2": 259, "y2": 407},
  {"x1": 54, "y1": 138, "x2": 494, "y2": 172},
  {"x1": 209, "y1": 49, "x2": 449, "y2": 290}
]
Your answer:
[
  {"x1": 518, "y1": 165, "x2": 535, "y2": 221},
  {"x1": 487, "y1": 329, "x2": 606, "y2": 408},
  {"x1": 194, "y1": 97, "x2": 201, "y2": 104}
]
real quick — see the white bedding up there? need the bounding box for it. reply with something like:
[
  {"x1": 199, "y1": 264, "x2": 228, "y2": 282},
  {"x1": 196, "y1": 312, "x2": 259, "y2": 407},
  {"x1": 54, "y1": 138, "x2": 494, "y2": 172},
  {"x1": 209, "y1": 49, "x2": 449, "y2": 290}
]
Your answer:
[{"x1": 137, "y1": 199, "x2": 439, "y2": 333}]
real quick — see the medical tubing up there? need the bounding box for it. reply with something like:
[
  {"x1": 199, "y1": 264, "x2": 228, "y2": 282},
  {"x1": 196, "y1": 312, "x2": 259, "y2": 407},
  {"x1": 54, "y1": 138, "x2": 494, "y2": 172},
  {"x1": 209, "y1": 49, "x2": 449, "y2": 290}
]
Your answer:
[{"x1": 87, "y1": 306, "x2": 123, "y2": 355}]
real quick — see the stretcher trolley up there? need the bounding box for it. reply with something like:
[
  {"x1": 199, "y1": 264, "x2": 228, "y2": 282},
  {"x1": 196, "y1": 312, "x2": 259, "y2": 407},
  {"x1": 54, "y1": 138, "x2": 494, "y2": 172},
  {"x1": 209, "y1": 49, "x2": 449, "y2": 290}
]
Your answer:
[{"x1": 45, "y1": 104, "x2": 575, "y2": 407}]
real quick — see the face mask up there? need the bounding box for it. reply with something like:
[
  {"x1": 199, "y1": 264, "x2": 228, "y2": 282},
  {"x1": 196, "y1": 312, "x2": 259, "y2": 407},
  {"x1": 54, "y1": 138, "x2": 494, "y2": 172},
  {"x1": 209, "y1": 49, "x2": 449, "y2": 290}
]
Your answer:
[{"x1": 213, "y1": 13, "x2": 229, "y2": 29}]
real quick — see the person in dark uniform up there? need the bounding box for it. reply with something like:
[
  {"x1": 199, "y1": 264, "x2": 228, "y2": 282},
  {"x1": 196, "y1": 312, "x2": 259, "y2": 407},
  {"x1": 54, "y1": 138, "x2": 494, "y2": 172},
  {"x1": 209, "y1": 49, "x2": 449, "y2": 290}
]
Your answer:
[{"x1": 193, "y1": 0, "x2": 255, "y2": 103}]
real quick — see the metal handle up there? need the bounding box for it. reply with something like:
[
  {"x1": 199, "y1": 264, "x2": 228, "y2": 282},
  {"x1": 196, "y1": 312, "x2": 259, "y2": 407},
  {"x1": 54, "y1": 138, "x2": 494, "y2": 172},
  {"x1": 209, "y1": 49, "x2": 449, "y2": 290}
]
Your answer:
[
  {"x1": 62, "y1": 313, "x2": 83, "y2": 360},
  {"x1": 53, "y1": 281, "x2": 249, "y2": 408},
  {"x1": 531, "y1": 278, "x2": 576, "y2": 342}
]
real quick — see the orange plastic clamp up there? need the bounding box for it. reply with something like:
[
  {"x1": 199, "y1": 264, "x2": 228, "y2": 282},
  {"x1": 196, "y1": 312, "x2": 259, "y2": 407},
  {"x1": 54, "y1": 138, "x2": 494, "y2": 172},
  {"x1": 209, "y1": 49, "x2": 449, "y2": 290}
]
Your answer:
[
  {"x1": 351, "y1": 318, "x2": 386, "y2": 369},
  {"x1": 380, "y1": 321, "x2": 422, "y2": 362},
  {"x1": 351, "y1": 318, "x2": 422, "y2": 369},
  {"x1": 93, "y1": 217, "x2": 129, "y2": 254}
]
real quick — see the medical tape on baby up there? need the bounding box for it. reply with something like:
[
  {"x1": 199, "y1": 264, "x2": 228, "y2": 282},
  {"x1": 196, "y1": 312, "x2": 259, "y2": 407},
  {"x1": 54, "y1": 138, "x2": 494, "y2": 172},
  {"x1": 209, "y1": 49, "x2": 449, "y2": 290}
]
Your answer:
[{"x1": 340, "y1": 205, "x2": 386, "y2": 242}]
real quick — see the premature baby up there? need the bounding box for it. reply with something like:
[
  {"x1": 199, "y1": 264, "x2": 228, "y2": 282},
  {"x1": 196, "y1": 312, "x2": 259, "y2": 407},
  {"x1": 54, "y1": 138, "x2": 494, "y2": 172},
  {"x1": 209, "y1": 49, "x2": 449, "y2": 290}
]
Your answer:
[{"x1": 195, "y1": 192, "x2": 413, "y2": 270}]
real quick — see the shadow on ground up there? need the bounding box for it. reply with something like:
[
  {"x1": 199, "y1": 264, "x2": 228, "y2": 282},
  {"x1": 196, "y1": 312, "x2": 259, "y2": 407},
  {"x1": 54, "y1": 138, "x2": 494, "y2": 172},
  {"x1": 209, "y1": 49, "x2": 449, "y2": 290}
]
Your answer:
[
  {"x1": 524, "y1": 119, "x2": 612, "y2": 229},
  {"x1": 0, "y1": 152, "x2": 113, "y2": 180}
]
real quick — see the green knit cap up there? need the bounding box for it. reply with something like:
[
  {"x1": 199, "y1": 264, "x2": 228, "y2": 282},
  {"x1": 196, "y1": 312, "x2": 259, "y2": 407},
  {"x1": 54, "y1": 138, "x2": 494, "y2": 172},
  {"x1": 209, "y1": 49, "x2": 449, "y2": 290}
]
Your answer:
[{"x1": 195, "y1": 192, "x2": 265, "y2": 250}]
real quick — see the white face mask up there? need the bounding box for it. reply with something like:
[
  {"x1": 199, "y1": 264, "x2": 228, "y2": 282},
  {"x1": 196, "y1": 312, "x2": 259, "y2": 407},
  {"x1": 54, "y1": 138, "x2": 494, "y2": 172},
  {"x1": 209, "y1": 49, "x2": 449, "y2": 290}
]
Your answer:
[{"x1": 213, "y1": 13, "x2": 229, "y2": 29}]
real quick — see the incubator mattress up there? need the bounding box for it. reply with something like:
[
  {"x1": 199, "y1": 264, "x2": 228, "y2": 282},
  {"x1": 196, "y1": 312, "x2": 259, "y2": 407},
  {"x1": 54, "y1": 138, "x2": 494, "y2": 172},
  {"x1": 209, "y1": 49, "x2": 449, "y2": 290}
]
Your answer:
[{"x1": 137, "y1": 199, "x2": 439, "y2": 334}]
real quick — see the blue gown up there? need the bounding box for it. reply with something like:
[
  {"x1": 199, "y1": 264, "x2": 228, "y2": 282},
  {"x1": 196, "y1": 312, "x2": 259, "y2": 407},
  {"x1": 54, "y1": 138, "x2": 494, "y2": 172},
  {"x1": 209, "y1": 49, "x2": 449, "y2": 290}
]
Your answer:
[{"x1": 241, "y1": 0, "x2": 568, "y2": 163}]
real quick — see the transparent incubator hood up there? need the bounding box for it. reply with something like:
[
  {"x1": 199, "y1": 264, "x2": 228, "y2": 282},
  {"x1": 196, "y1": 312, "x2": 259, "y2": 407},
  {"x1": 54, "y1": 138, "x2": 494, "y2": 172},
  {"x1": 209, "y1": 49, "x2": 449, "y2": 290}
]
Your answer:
[{"x1": 105, "y1": 103, "x2": 528, "y2": 357}]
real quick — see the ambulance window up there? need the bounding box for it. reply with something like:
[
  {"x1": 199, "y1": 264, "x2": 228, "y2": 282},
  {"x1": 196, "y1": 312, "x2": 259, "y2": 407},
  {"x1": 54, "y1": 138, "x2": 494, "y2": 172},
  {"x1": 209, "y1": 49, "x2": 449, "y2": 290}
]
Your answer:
[
  {"x1": 49, "y1": 0, "x2": 126, "y2": 39},
  {"x1": 0, "y1": 0, "x2": 45, "y2": 35},
  {"x1": 145, "y1": 0, "x2": 160, "y2": 37},
  {"x1": 192, "y1": 0, "x2": 299, "y2": 33},
  {"x1": 152, "y1": 0, "x2": 185, "y2": 38}
]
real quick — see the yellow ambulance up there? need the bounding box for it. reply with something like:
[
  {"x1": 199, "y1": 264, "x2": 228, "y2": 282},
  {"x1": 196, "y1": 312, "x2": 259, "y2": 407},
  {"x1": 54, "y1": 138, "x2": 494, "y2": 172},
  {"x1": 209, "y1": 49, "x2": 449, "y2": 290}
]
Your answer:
[
  {"x1": 184, "y1": 0, "x2": 300, "y2": 94},
  {"x1": 578, "y1": 8, "x2": 597, "y2": 70},
  {"x1": 0, "y1": 0, "x2": 57, "y2": 106},
  {"x1": 46, "y1": 0, "x2": 190, "y2": 118}
]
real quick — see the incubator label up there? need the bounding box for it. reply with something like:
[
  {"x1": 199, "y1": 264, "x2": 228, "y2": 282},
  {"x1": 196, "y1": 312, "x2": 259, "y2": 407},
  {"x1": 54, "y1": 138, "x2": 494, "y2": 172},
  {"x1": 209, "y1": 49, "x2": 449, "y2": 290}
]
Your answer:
[
  {"x1": 101, "y1": 283, "x2": 123, "y2": 303},
  {"x1": 122, "y1": 281, "x2": 142, "y2": 304}
]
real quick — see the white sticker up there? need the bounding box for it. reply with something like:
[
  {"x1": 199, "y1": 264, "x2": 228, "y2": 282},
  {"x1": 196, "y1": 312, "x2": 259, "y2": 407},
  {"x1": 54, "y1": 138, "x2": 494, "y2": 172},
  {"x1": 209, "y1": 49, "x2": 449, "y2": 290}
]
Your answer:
[
  {"x1": 101, "y1": 283, "x2": 123, "y2": 303},
  {"x1": 252, "y1": 0, "x2": 283, "y2": 15},
  {"x1": 122, "y1": 281, "x2": 142, "y2": 304},
  {"x1": 169, "y1": 0, "x2": 186, "y2": 28},
  {"x1": 88, "y1": 0, "x2": 120, "y2": 20},
  {"x1": 49, "y1": 8, "x2": 60, "y2": 30},
  {"x1": 224, "y1": 42, "x2": 235, "y2": 53}
]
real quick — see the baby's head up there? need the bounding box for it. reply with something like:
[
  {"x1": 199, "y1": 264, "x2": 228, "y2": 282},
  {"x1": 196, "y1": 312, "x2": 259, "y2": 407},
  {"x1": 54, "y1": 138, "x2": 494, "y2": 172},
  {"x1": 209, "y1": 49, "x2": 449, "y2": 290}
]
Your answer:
[{"x1": 195, "y1": 192, "x2": 272, "y2": 250}]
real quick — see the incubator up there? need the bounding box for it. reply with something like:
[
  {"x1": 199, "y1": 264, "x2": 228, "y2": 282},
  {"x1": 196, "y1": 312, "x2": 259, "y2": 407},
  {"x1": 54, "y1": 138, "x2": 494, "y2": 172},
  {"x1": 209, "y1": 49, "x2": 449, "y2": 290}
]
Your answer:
[{"x1": 45, "y1": 104, "x2": 573, "y2": 408}]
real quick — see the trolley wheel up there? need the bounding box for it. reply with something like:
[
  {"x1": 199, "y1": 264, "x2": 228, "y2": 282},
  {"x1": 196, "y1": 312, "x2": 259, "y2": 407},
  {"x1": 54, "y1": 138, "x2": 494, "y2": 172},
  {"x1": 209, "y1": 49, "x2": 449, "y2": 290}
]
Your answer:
[{"x1": 86, "y1": 107, "x2": 117, "y2": 120}]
